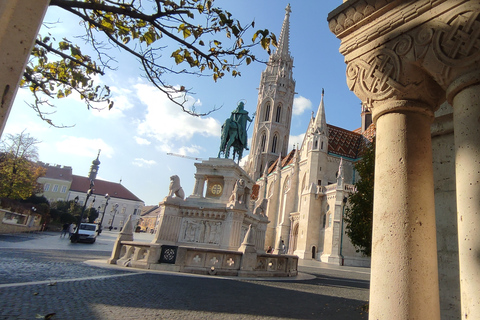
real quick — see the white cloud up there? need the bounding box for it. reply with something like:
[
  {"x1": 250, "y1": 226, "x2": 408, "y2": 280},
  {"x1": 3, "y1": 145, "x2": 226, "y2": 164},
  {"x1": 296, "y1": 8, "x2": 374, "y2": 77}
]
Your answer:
[
  {"x1": 134, "y1": 136, "x2": 151, "y2": 145},
  {"x1": 55, "y1": 136, "x2": 114, "y2": 159},
  {"x1": 132, "y1": 158, "x2": 157, "y2": 167},
  {"x1": 289, "y1": 133, "x2": 305, "y2": 151},
  {"x1": 134, "y1": 83, "x2": 221, "y2": 151},
  {"x1": 177, "y1": 145, "x2": 204, "y2": 158},
  {"x1": 293, "y1": 96, "x2": 312, "y2": 116}
]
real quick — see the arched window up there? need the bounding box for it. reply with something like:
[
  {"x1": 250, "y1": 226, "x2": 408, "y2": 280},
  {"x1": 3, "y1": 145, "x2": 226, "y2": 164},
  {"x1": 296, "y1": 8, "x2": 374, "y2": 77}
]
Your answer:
[
  {"x1": 271, "y1": 135, "x2": 278, "y2": 153},
  {"x1": 264, "y1": 103, "x2": 271, "y2": 121},
  {"x1": 275, "y1": 105, "x2": 282, "y2": 122},
  {"x1": 260, "y1": 132, "x2": 267, "y2": 152}
]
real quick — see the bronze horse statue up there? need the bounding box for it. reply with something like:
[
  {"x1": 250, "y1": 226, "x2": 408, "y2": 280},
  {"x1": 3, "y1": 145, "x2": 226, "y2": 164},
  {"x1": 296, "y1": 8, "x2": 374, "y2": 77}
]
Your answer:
[
  {"x1": 218, "y1": 118, "x2": 244, "y2": 161},
  {"x1": 218, "y1": 101, "x2": 253, "y2": 162}
]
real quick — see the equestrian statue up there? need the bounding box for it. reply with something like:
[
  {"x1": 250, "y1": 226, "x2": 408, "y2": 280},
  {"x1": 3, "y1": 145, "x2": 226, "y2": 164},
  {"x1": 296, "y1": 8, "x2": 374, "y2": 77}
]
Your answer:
[{"x1": 218, "y1": 101, "x2": 253, "y2": 162}]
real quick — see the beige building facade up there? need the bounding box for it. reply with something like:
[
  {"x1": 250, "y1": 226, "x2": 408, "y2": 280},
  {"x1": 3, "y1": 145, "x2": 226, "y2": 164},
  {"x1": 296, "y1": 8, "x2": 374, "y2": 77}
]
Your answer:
[{"x1": 36, "y1": 162, "x2": 73, "y2": 203}]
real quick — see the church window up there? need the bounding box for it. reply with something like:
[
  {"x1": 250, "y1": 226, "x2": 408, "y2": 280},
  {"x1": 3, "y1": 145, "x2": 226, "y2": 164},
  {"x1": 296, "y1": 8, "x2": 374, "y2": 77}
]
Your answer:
[
  {"x1": 271, "y1": 135, "x2": 278, "y2": 153},
  {"x1": 275, "y1": 105, "x2": 282, "y2": 122},
  {"x1": 321, "y1": 141, "x2": 324, "y2": 150},
  {"x1": 264, "y1": 103, "x2": 271, "y2": 121},
  {"x1": 322, "y1": 214, "x2": 326, "y2": 228},
  {"x1": 260, "y1": 133, "x2": 267, "y2": 152},
  {"x1": 314, "y1": 139, "x2": 318, "y2": 149}
]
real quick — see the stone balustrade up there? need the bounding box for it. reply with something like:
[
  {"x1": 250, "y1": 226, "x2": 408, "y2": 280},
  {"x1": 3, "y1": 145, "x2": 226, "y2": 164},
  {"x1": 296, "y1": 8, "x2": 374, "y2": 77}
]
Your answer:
[{"x1": 112, "y1": 240, "x2": 298, "y2": 277}]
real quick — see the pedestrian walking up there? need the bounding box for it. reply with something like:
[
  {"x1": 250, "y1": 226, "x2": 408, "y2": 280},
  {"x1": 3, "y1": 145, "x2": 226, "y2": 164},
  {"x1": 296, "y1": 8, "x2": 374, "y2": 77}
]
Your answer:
[
  {"x1": 60, "y1": 223, "x2": 69, "y2": 238},
  {"x1": 68, "y1": 223, "x2": 75, "y2": 238}
]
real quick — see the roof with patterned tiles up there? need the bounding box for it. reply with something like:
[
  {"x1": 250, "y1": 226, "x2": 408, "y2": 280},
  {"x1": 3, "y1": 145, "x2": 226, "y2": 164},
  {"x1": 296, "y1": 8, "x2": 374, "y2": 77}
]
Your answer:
[{"x1": 263, "y1": 123, "x2": 376, "y2": 175}]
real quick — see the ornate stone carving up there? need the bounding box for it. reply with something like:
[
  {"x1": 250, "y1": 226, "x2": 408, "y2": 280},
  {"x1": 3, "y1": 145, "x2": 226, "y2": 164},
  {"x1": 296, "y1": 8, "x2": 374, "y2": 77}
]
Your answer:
[
  {"x1": 180, "y1": 218, "x2": 223, "y2": 245},
  {"x1": 333, "y1": 1, "x2": 480, "y2": 108}
]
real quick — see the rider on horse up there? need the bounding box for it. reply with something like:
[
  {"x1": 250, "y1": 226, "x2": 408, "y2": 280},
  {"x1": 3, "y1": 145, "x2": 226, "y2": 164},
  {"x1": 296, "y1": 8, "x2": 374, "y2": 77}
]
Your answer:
[{"x1": 218, "y1": 101, "x2": 253, "y2": 161}]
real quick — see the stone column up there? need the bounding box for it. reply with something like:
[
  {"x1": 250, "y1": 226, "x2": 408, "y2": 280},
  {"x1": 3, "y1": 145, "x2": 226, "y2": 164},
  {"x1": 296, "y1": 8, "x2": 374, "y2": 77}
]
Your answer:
[
  {"x1": 0, "y1": 0, "x2": 49, "y2": 135},
  {"x1": 192, "y1": 174, "x2": 205, "y2": 197},
  {"x1": 369, "y1": 100, "x2": 440, "y2": 319},
  {"x1": 447, "y1": 78, "x2": 480, "y2": 318}
]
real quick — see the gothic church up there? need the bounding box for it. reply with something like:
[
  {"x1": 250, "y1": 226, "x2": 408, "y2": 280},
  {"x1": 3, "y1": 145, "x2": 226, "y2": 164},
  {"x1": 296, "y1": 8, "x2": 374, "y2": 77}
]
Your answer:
[{"x1": 245, "y1": 5, "x2": 374, "y2": 266}]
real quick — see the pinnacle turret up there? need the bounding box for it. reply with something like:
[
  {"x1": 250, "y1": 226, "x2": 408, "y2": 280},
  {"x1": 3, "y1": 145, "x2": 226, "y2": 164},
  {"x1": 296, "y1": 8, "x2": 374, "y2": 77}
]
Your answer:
[{"x1": 314, "y1": 89, "x2": 328, "y2": 136}]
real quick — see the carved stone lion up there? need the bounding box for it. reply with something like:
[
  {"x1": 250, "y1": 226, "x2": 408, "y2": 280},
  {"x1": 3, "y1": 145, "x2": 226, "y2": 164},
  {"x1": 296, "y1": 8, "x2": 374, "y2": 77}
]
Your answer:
[
  {"x1": 168, "y1": 175, "x2": 185, "y2": 199},
  {"x1": 229, "y1": 179, "x2": 245, "y2": 204}
]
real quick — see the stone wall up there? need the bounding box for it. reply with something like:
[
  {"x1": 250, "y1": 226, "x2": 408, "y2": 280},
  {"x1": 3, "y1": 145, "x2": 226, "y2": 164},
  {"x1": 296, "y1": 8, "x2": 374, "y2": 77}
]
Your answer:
[{"x1": 0, "y1": 209, "x2": 42, "y2": 234}]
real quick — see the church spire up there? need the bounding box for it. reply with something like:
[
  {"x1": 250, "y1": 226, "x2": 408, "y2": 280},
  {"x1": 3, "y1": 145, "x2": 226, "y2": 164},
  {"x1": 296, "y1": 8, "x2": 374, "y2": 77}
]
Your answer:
[
  {"x1": 276, "y1": 4, "x2": 291, "y2": 58},
  {"x1": 314, "y1": 89, "x2": 328, "y2": 135}
]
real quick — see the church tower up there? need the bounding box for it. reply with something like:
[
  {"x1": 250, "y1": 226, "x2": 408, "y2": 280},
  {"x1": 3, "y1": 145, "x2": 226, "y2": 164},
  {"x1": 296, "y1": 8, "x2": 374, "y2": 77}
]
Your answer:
[{"x1": 247, "y1": 4, "x2": 295, "y2": 181}]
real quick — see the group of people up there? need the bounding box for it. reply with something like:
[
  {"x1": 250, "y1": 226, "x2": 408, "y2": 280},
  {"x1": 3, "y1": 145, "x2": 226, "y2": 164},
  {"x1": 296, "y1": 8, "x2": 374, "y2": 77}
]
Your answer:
[
  {"x1": 60, "y1": 223, "x2": 76, "y2": 238},
  {"x1": 265, "y1": 240, "x2": 287, "y2": 254}
]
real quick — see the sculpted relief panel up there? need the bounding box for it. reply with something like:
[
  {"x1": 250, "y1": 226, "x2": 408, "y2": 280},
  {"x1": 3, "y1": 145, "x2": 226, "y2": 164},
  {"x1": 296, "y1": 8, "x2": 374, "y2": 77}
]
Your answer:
[{"x1": 180, "y1": 219, "x2": 223, "y2": 245}]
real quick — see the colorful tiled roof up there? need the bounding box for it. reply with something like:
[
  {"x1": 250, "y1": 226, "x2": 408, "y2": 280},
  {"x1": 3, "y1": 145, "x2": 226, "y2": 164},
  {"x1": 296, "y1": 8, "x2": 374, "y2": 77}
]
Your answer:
[
  {"x1": 266, "y1": 149, "x2": 297, "y2": 175},
  {"x1": 327, "y1": 124, "x2": 370, "y2": 159},
  {"x1": 263, "y1": 123, "x2": 376, "y2": 174},
  {"x1": 70, "y1": 175, "x2": 143, "y2": 202}
]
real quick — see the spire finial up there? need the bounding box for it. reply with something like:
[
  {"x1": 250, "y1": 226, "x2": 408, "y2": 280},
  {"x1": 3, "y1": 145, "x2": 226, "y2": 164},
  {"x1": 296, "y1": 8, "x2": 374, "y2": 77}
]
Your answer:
[
  {"x1": 276, "y1": 4, "x2": 292, "y2": 58},
  {"x1": 313, "y1": 90, "x2": 328, "y2": 135}
]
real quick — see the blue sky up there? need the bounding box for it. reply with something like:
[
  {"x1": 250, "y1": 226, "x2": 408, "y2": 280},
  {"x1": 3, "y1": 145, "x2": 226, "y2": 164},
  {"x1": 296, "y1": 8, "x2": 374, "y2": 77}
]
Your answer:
[{"x1": 2, "y1": 1, "x2": 362, "y2": 205}]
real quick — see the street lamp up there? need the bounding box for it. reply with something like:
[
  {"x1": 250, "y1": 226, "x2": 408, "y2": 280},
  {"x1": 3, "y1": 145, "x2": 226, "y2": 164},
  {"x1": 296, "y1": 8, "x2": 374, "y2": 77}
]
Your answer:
[
  {"x1": 339, "y1": 196, "x2": 348, "y2": 266},
  {"x1": 71, "y1": 181, "x2": 94, "y2": 243},
  {"x1": 109, "y1": 203, "x2": 119, "y2": 231},
  {"x1": 97, "y1": 194, "x2": 110, "y2": 234}
]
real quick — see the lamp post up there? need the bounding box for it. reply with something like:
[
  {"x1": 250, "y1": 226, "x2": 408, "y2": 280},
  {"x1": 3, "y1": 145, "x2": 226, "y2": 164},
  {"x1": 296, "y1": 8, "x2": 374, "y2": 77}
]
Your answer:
[
  {"x1": 109, "y1": 203, "x2": 119, "y2": 231},
  {"x1": 97, "y1": 194, "x2": 110, "y2": 234},
  {"x1": 339, "y1": 196, "x2": 348, "y2": 266},
  {"x1": 70, "y1": 150, "x2": 101, "y2": 243},
  {"x1": 70, "y1": 182, "x2": 94, "y2": 243}
]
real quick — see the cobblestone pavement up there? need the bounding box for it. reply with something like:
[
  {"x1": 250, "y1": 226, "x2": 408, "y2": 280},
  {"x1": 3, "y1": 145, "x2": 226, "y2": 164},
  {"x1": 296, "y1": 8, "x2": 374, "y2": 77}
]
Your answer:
[{"x1": 0, "y1": 232, "x2": 370, "y2": 320}]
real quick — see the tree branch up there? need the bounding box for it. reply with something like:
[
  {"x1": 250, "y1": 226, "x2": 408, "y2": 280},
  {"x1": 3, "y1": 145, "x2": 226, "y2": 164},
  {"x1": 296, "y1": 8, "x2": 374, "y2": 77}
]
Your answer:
[{"x1": 35, "y1": 40, "x2": 104, "y2": 75}]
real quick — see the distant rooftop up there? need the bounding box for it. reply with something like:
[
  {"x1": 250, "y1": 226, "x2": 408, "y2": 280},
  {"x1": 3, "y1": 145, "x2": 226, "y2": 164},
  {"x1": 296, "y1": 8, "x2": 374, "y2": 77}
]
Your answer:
[
  {"x1": 38, "y1": 162, "x2": 73, "y2": 181},
  {"x1": 70, "y1": 175, "x2": 143, "y2": 203}
]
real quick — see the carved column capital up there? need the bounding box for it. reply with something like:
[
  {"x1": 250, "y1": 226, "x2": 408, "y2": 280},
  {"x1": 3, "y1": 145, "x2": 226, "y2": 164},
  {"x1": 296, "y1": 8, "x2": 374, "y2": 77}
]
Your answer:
[
  {"x1": 346, "y1": 47, "x2": 443, "y2": 112},
  {"x1": 330, "y1": 1, "x2": 480, "y2": 108}
]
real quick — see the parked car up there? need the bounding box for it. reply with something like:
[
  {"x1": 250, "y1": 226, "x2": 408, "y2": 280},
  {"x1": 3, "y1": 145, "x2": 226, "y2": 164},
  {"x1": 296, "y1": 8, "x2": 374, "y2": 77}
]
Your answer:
[{"x1": 70, "y1": 223, "x2": 98, "y2": 243}]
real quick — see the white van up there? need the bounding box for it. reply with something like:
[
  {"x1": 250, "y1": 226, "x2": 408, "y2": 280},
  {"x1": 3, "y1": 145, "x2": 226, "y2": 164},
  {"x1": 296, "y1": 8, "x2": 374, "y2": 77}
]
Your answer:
[{"x1": 72, "y1": 223, "x2": 98, "y2": 243}]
